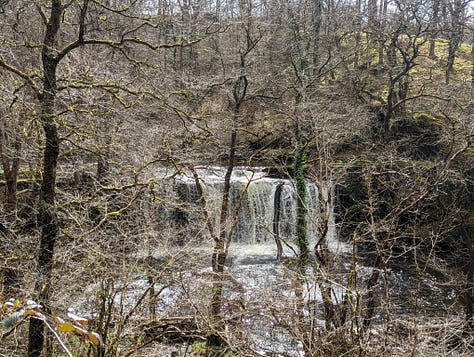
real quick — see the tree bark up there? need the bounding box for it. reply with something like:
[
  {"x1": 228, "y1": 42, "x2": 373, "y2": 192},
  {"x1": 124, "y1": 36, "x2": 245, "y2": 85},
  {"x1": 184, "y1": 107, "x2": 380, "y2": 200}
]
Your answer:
[
  {"x1": 0, "y1": 124, "x2": 20, "y2": 213},
  {"x1": 28, "y1": 1, "x2": 62, "y2": 356},
  {"x1": 429, "y1": 0, "x2": 440, "y2": 59},
  {"x1": 363, "y1": 254, "x2": 383, "y2": 331},
  {"x1": 1, "y1": 229, "x2": 21, "y2": 299},
  {"x1": 445, "y1": 0, "x2": 464, "y2": 84},
  {"x1": 311, "y1": 0, "x2": 322, "y2": 71},
  {"x1": 377, "y1": 0, "x2": 388, "y2": 66},
  {"x1": 208, "y1": 73, "x2": 247, "y2": 346},
  {"x1": 460, "y1": 218, "x2": 474, "y2": 330},
  {"x1": 470, "y1": 27, "x2": 474, "y2": 108},
  {"x1": 353, "y1": 0, "x2": 362, "y2": 69},
  {"x1": 273, "y1": 182, "x2": 284, "y2": 260},
  {"x1": 294, "y1": 126, "x2": 309, "y2": 262}
]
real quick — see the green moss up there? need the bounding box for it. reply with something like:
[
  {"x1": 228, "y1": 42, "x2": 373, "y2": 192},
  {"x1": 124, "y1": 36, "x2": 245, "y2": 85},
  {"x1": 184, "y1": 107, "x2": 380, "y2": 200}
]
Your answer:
[
  {"x1": 330, "y1": 159, "x2": 371, "y2": 169},
  {"x1": 193, "y1": 341, "x2": 208, "y2": 355},
  {"x1": 411, "y1": 112, "x2": 445, "y2": 131},
  {"x1": 193, "y1": 340, "x2": 231, "y2": 356},
  {"x1": 459, "y1": 42, "x2": 472, "y2": 55}
]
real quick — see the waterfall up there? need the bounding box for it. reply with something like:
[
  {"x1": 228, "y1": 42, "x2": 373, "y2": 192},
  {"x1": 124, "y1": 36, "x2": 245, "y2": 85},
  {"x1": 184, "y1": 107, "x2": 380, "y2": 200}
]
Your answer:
[{"x1": 174, "y1": 167, "x2": 340, "y2": 260}]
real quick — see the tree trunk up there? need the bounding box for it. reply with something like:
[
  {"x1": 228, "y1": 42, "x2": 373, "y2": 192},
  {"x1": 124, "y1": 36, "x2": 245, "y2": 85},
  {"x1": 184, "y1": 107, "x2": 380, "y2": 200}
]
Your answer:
[
  {"x1": 377, "y1": 0, "x2": 388, "y2": 67},
  {"x1": 429, "y1": 0, "x2": 440, "y2": 59},
  {"x1": 363, "y1": 254, "x2": 383, "y2": 331},
  {"x1": 397, "y1": 75, "x2": 409, "y2": 117},
  {"x1": 28, "y1": 1, "x2": 62, "y2": 356},
  {"x1": 446, "y1": 39, "x2": 459, "y2": 85},
  {"x1": 445, "y1": 0, "x2": 464, "y2": 84},
  {"x1": 470, "y1": 28, "x2": 474, "y2": 109},
  {"x1": 1, "y1": 228, "x2": 21, "y2": 299},
  {"x1": 466, "y1": 235, "x2": 474, "y2": 330},
  {"x1": 311, "y1": 0, "x2": 322, "y2": 72},
  {"x1": 461, "y1": 218, "x2": 474, "y2": 330},
  {"x1": 208, "y1": 74, "x2": 247, "y2": 346},
  {"x1": 209, "y1": 147, "x2": 234, "y2": 333},
  {"x1": 366, "y1": 0, "x2": 379, "y2": 67},
  {"x1": 384, "y1": 80, "x2": 396, "y2": 139},
  {"x1": 0, "y1": 124, "x2": 20, "y2": 213},
  {"x1": 294, "y1": 127, "x2": 309, "y2": 262},
  {"x1": 353, "y1": 0, "x2": 362, "y2": 69},
  {"x1": 273, "y1": 182, "x2": 284, "y2": 260},
  {"x1": 314, "y1": 182, "x2": 338, "y2": 329},
  {"x1": 97, "y1": 154, "x2": 109, "y2": 184}
]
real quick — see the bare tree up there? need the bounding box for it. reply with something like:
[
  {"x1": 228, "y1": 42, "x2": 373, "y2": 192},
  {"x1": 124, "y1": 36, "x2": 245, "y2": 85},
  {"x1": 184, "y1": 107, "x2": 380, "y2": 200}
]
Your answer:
[
  {"x1": 0, "y1": 1, "x2": 215, "y2": 355},
  {"x1": 445, "y1": 0, "x2": 469, "y2": 84}
]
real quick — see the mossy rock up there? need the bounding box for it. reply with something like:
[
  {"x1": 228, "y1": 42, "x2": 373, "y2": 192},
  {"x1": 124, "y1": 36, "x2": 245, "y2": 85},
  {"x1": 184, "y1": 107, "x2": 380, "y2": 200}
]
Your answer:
[
  {"x1": 392, "y1": 112, "x2": 445, "y2": 159},
  {"x1": 394, "y1": 112, "x2": 444, "y2": 134},
  {"x1": 412, "y1": 112, "x2": 445, "y2": 131}
]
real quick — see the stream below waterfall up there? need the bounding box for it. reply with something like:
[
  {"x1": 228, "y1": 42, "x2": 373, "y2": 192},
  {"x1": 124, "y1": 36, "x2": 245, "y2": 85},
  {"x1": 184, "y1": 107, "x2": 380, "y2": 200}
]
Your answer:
[
  {"x1": 75, "y1": 253, "x2": 457, "y2": 355},
  {"x1": 73, "y1": 167, "x2": 460, "y2": 355}
]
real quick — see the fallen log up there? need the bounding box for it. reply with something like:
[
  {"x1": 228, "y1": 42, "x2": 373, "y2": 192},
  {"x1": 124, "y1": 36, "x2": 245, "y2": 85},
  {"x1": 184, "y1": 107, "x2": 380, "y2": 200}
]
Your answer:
[{"x1": 141, "y1": 316, "x2": 205, "y2": 342}]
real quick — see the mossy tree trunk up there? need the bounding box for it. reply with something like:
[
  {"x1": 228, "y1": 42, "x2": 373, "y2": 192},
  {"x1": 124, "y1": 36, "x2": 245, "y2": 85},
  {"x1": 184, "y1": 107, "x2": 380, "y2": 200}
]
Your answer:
[
  {"x1": 293, "y1": 120, "x2": 312, "y2": 354},
  {"x1": 286, "y1": 3, "x2": 315, "y2": 352}
]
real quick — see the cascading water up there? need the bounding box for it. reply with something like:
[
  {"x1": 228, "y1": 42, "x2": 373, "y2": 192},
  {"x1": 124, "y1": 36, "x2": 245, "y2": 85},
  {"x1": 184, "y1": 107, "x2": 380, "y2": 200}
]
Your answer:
[
  {"x1": 174, "y1": 166, "x2": 341, "y2": 262},
  {"x1": 69, "y1": 169, "x2": 452, "y2": 357}
]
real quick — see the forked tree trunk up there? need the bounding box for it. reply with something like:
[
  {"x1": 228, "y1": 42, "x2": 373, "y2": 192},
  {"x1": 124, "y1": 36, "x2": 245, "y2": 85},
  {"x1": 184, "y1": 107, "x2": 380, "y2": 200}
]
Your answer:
[{"x1": 207, "y1": 74, "x2": 247, "y2": 346}]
